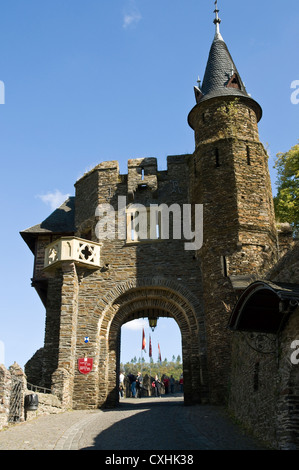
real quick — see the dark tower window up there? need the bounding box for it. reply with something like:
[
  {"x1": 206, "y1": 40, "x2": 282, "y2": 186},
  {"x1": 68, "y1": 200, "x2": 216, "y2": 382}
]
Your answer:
[
  {"x1": 246, "y1": 146, "x2": 251, "y2": 166},
  {"x1": 226, "y1": 73, "x2": 241, "y2": 90},
  {"x1": 82, "y1": 229, "x2": 92, "y2": 241},
  {"x1": 221, "y1": 256, "x2": 228, "y2": 277},
  {"x1": 202, "y1": 113, "x2": 205, "y2": 123},
  {"x1": 253, "y1": 362, "x2": 260, "y2": 391},
  {"x1": 215, "y1": 148, "x2": 220, "y2": 168}
]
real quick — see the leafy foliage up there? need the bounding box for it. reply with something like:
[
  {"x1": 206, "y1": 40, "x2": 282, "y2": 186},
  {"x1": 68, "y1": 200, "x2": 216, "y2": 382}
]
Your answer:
[
  {"x1": 120, "y1": 355, "x2": 183, "y2": 380},
  {"x1": 274, "y1": 142, "x2": 299, "y2": 236}
]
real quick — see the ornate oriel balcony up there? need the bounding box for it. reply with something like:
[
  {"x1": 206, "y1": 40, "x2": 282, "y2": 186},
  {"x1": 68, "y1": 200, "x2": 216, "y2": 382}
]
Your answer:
[{"x1": 44, "y1": 237, "x2": 101, "y2": 270}]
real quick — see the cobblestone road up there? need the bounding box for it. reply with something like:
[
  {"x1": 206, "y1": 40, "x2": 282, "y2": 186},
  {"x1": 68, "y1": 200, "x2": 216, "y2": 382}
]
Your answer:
[{"x1": 0, "y1": 395, "x2": 268, "y2": 451}]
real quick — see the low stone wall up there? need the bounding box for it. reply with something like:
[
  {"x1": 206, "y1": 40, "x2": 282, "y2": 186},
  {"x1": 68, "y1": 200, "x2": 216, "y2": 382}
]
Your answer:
[
  {"x1": 0, "y1": 362, "x2": 64, "y2": 430},
  {"x1": 0, "y1": 364, "x2": 11, "y2": 430},
  {"x1": 229, "y1": 308, "x2": 299, "y2": 450},
  {"x1": 24, "y1": 392, "x2": 64, "y2": 422}
]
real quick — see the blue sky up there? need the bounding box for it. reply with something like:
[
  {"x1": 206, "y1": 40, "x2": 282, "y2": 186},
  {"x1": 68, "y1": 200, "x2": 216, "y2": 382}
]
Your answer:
[{"x1": 0, "y1": 0, "x2": 298, "y2": 370}]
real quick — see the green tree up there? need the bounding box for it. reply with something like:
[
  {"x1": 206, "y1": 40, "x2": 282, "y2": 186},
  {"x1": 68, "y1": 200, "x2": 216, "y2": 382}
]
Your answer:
[
  {"x1": 120, "y1": 356, "x2": 183, "y2": 381},
  {"x1": 274, "y1": 142, "x2": 299, "y2": 236}
]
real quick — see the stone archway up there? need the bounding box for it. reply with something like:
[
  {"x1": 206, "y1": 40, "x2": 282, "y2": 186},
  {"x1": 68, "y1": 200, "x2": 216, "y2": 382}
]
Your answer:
[{"x1": 91, "y1": 277, "x2": 208, "y2": 408}]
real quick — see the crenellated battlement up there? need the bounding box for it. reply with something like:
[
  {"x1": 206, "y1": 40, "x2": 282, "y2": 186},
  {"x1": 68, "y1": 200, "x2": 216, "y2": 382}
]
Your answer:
[{"x1": 74, "y1": 155, "x2": 191, "y2": 232}]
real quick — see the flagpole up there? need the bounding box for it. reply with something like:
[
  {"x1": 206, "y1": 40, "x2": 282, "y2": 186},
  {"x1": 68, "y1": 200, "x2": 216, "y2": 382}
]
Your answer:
[
  {"x1": 149, "y1": 334, "x2": 151, "y2": 379},
  {"x1": 141, "y1": 328, "x2": 146, "y2": 375},
  {"x1": 141, "y1": 347, "x2": 143, "y2": 374},
  {"x1": 158, "y1": 342, "x2": 162, "y2": 379}
]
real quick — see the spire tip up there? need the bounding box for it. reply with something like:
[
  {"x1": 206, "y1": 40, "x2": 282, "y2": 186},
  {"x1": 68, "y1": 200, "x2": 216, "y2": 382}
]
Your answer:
[{"x1": 213, "y1": 0, "x2": 223, "y2": 40}]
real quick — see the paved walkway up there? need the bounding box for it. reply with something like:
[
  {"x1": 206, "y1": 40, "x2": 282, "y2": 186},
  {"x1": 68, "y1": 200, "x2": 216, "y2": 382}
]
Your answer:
[{"x1": 0, "y1": 395, "x2": 268, "y2": 451}]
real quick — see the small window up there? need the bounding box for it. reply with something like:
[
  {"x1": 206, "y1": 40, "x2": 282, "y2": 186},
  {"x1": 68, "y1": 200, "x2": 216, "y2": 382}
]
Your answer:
[
  {"x1": 246, "y1": 146, "x2": 251, "y2": 166},
  {"x1": 126, "y1": 207, "x2": 160, "y2": 242},
  {"x1": 221, "y1": 256, "x2": 228, "y2": 277},
  {"x1": 226, "y1": 73, "x2": 241, "y2": 90},
  {"x1": 215, "y1": 148, "x2": 220, "y2": 168},
  {"x1": 82, "y1": 229, "x2": 92, "y2": 241},
  {"x1": 130, "y1": 213, "x2": 135, "y2": 241},
  {"x1": 141, "y1": 168, "x2": 145, "y2": 180},
  {"x1": 253, "y1": 362, "x2": 259, "y2": 391}
]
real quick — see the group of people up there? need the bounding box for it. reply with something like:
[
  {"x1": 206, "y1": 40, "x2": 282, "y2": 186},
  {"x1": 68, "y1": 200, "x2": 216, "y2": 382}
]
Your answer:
[
  {"x1": 162, "y1": 375, "x2": 175, "y2": 394},
  {"x1": 119, "y1": 371, "x2": 184, "y2": 398},
  {"x1": 119, "y1": 371, "x2": 143, "y2": 398}
]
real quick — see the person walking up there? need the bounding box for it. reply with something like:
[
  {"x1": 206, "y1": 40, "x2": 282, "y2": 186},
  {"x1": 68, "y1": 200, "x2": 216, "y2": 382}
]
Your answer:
[
  {"x1": 170, "y1": 375, "x2": 175, "y2": 394},
  {"x1": 128, "y1": 373, "x2": 136, "y2": 398},
  {"x1": 136, "y1": 371, "x2": 143, "y2": 398},
  {"x1": 179, "y1": 374, "x2": 183, "y2": 393},
  {"x1": 152, "y1": 375, "x2": 162, "y2": 397},
  {"x1": 163, "y1": 376, "x2": 169, "y2": 394},
  {"x1": 119, "y1": 371, "x2": 125, "y2": 398}
]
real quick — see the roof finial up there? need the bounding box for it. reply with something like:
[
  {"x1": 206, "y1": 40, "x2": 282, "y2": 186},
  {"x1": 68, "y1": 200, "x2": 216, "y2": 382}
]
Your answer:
[{"x1": 213, "y1": 0, "x2": 223, "y2": 40}]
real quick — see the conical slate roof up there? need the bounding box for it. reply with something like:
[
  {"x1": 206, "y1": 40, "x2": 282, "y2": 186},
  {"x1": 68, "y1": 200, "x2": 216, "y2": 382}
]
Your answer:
[
  {"x1": 189, "y1": 25, "x2": 262, "y2": 125},
  {"x1": 200, "y1": 33, "x2": 249, "y2": 102}
]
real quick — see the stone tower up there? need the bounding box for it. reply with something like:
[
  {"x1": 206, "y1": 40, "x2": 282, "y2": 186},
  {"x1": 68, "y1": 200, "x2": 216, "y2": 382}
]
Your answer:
[{"x1": 188, "y1": 6, "x2": 278, "y2": 402}]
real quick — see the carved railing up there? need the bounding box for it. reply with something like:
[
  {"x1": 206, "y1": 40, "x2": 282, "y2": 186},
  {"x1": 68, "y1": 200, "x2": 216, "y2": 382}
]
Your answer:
[{"x1": 44, "y1": 237, "x2": 101, "y2": 270}]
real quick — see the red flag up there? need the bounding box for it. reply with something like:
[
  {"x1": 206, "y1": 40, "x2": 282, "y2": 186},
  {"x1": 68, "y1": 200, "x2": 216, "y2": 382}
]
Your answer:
[
  {"x1": 158, "y1": 343, "x2": 162, "y2": 363},
  {"x1": 149, "y1": 335, "x2": 152, "y2": 358},
  {"x1": 142, "y1": 328, "x2": 146, "y2": 352}
]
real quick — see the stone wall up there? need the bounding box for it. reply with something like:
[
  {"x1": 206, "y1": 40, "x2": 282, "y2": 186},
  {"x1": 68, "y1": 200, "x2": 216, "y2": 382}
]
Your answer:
[
  {"x1": 228, "y1": 332, "x2": 279, "y2": 447},
  {"x1": 0, "y1": 363, "x2": 64, "y2": 431},
  {"x1": 0, "y1": 364, "x2": 11, "y2": 429},
  {"x1": 275, "y1": 310, "x2": 299, "y2": 449},
  {"x1": 229, "y1": 309, "x2": 299, "y2": 450},
  {"x1": 228, "y1": 242, "x2": 299, "y2": 449}
]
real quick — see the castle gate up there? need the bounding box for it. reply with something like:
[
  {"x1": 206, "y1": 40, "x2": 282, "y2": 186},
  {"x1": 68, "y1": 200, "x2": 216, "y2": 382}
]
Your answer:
[
  {"x1": 71, "y1": 278, "x2": 208, "y2": 409},
  {"x1": 21, "y1": 7, "x2": 279, "y2": 411}
]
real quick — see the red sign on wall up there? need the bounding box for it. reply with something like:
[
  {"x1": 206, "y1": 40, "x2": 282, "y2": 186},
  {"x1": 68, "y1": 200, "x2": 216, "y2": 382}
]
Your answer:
[{"x1": 78, "y1": 357, "x2": 93, "y2": 375}]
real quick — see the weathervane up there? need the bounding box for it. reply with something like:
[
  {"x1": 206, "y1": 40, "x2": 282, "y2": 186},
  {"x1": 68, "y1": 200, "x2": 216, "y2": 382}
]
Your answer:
[{"x1": 213, "y1": 0, "x2": 222, "y2": 39}]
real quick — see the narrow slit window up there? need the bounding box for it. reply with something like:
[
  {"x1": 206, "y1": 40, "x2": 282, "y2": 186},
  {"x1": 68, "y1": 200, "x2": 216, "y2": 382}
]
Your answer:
[
  {"x1": 156, "y1": 211, "x2": 160, "y2": 239},
  {"x1": 221, "y1": 256, "x2": 228, "y2": 277},
  {"x1": 141, "y1": 168, "x2": 145, "y2": 180},
  {"x1": 215, "y1": 148, "x2": 220, "y2": 168},
  {"x1": 253, "y1": 362, "x2": 259, "y2": 391},
  {"x1": 82, "y1": 229, "x2": 92, "y2": 240},
  {"x1": 130, "y1": 213, "x2": 135, "y2": 241},
  {"x1": 246, "y1": 146, "x2": 251, "y2": 166}
]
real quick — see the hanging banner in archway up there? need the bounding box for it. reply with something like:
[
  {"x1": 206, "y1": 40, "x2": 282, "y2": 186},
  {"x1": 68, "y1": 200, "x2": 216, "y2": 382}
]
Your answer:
[{"x1": 78, "y1": 357, "x2": 93, "y2": 375}]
